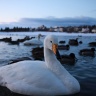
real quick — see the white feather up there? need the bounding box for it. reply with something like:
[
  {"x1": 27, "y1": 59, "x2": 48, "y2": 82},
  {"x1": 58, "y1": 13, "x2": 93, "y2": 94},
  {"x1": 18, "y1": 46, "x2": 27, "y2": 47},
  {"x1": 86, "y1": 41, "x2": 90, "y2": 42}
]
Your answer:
[{"x1": 0, "y1": 35, "x2": 80, "y2": 95}]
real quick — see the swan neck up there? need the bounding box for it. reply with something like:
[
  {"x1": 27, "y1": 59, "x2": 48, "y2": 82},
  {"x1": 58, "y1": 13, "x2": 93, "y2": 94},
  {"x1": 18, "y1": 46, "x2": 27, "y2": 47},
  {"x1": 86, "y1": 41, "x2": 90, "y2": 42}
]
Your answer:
[
  {"x1": 43, "y1": 36, "x2": 80, "y2": 93},
  {"x1": 44, "y1": 47, "x2": 66, "y2": 76},
  {"x1": 44, "y1": 47, "x2": 57, "y2": 65}
]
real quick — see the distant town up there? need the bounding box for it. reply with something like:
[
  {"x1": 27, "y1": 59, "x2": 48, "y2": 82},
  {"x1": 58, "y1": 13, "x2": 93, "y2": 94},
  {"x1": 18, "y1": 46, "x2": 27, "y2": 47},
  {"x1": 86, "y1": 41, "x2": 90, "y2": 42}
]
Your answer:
[{"x1": 0, "y1": 25, "x2": 96, "y2": 33}]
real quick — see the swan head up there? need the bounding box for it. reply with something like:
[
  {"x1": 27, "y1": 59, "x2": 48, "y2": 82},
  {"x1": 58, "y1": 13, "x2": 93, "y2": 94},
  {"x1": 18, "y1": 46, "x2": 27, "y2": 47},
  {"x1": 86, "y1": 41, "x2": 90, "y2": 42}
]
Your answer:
[{"x1": 44, "y1": 35, "x2": 58, "y2": 54}]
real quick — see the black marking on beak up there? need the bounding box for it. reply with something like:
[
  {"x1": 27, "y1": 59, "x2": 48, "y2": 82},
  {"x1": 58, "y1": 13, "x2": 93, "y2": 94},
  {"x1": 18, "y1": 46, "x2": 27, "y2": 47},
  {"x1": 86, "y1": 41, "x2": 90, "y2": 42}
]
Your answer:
[{"x1": 56, "y1": 49, "x2": 61, "y2": 60}]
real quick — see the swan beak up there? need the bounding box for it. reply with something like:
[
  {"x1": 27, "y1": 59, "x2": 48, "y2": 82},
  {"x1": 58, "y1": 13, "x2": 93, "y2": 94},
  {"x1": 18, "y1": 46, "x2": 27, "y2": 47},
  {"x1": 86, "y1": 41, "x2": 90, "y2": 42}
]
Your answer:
[{"x1": 52, "y1": 44, "x2": 58, "y2": 54}]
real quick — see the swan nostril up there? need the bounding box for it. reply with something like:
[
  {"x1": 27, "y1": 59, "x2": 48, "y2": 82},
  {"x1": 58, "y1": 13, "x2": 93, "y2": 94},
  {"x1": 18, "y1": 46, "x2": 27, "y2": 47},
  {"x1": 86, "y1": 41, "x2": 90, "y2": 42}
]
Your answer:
[{"x1": 50, "y1": 41, "x2": 52, "y2": 43}]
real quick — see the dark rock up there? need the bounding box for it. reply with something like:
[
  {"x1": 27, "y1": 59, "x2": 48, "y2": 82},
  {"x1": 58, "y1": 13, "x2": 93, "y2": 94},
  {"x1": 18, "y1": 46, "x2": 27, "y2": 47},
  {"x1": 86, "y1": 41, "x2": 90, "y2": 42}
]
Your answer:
[
  {"x1": 59, "y1": 53, "x2": 77, "y2": 65},
  {"x1": 32, "y1": 47, "x2": 44, "y2": 60},
  {"x1": 89, "y1": 42, "x2": 96, "y2": 47},
  {"x1": 59, "y1": 41, "x2": 65, "y2": 44},
  {"x1": 68, "y1": 38, "x2": 78, "y2": 46},
  {"x1": 79, "y1": 41, "x2": 83, "y2": 44},
  {"x1": 9, "y1": 57, "x2": 32, "y2": 64},
  {"x1": 0, "y1": 37, "x2": 12, "y2": 42},
  {"x1": 79, "y1": 48, "x2": 95, "y2": 56},
  {"x1": 58, "y1": 45, "x2": 70, "y2": 50}
]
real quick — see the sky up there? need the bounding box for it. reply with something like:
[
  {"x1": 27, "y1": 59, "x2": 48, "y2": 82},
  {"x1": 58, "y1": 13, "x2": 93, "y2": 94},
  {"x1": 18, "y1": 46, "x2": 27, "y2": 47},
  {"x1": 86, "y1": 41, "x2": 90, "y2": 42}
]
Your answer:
[{"x1": 0, "y1": 0, "x2": 96, "y2": 23}]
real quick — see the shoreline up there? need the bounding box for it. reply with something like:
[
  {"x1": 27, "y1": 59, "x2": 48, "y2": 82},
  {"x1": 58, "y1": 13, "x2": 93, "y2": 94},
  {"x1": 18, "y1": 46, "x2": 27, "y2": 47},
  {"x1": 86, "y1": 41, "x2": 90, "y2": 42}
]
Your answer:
[{"x1": 0, "y1": 31, "x2": 96, "y2": 36}]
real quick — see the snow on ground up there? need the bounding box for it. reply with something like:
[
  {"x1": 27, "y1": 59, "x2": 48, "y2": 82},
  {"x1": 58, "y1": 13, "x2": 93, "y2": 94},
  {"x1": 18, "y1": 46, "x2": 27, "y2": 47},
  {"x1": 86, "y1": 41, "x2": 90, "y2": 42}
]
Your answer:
[{"x1": 0, "y1": 32, "x2": 96, "y2": 36}]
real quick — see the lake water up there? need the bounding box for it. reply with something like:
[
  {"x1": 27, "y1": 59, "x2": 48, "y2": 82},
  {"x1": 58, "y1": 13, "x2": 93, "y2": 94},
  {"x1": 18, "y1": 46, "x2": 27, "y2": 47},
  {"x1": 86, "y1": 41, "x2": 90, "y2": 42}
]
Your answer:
[{"x1": 0, "y1": 32, "x2": 96, "y2": 96}]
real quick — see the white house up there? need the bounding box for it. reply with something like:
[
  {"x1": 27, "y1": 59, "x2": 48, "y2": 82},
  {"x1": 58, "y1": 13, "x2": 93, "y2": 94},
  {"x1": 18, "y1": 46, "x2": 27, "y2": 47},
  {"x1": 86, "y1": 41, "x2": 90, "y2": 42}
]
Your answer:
[
  {"x1": 92, "y1": 29, "x2": 96, "y2": 33},
  {"x1": 81, "y1": 28, "x2": 89, "y2": 33}
]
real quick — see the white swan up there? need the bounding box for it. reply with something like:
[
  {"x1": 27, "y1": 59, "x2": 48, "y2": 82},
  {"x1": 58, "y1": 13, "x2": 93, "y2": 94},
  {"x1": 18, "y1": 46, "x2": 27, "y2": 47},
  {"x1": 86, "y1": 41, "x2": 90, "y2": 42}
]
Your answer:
[
  {"x1": 0, "y1": 35, "x2": 80, "y2": 95},
  {"x1": 24, "y1": 34, "x2": 43, "y2": 45}
]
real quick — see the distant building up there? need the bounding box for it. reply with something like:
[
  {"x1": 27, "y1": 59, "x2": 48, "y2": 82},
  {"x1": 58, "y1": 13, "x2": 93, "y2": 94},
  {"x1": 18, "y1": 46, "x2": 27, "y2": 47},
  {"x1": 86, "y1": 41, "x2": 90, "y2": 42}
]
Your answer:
[
  {"x1": 66, "y1": 27, "x2": 74, "y2": 33},
  {"x1": 81, "y1": 28, "x2": 89, "y2": 33},
  {"x1": 74, "y1": 27, "x2": 79, "y2": 32},
  {"x1": 59, "y1": 27, "x2": 64, "y2": 32},
  {"x1": 37, "y1": 25, "x2": 48, "y2": 31},
  {"x1": 49, "y1": 27, "x2": 54, "y2": 32},
  {"x1": 54, "y1": 27, "x2": 59, "y2": 32},
  {"x1": 39, "y1": 25, "x2": 46, "y2": 30},
  {"x1": 92, "y1": 28, "x2": 96, "y2": 33}
]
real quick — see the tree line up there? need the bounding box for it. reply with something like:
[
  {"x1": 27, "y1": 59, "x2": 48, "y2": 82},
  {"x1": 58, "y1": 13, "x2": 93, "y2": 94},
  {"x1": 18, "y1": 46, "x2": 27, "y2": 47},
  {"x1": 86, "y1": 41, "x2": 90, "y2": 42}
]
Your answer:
[
  {"x1": 0, "y1": 27, "x2": 30, "y2": 32},
  {"x1": 0, "y1": 25, "x2": 96, "y2": 32}
]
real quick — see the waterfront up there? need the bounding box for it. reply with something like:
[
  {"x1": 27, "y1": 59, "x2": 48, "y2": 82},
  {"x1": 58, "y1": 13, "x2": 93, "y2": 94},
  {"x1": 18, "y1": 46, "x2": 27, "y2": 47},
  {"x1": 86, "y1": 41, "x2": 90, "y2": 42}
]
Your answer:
[{"x1": 0, "y1": 32, "x2": 96, "y2": 96}]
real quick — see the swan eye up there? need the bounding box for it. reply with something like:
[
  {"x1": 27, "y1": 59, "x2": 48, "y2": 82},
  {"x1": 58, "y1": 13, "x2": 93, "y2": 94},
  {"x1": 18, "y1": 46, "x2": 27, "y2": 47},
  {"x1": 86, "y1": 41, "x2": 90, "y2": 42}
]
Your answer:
[{"x1": 50, "y1": 41, "x2": 52, "y2": 43}]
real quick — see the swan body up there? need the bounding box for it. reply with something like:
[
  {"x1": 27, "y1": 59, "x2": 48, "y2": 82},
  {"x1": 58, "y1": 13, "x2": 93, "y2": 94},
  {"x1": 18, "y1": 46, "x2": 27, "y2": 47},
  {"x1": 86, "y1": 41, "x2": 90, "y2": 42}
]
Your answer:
[
  {"x1": 24, "y1": 39, "x2": 43, "y2": 45},
  {"x1": 0, "y1": 35, "x2": 80, "y2": 95},
  {"x1": 24, "y1": 34, "x2": 43, "y2": 45}
]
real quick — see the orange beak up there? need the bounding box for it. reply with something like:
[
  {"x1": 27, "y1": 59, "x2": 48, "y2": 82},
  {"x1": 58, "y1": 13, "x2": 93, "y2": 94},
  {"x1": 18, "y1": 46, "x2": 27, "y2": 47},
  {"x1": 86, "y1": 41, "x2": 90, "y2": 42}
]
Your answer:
[{"x1": 52, "y1": 44, "x2": 58, "y2": 54}]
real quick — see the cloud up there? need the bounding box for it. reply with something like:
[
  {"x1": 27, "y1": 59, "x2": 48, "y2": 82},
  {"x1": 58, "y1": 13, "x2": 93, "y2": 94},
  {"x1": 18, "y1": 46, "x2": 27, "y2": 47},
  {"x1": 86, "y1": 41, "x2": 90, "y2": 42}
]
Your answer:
[{"x1": 0, "y1": 16, "x2": 96, "y2": 28}]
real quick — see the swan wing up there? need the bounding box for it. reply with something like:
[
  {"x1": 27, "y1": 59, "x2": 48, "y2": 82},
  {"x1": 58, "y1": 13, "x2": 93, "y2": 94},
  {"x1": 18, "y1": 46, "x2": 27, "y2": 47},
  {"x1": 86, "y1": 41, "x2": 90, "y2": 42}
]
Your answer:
[
  {"x1": 24, "y1": 39, "x2": 42, "y2": 45},
  {"x1": 0, "y1": 61, "x2": 65, "y2": 95}
]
